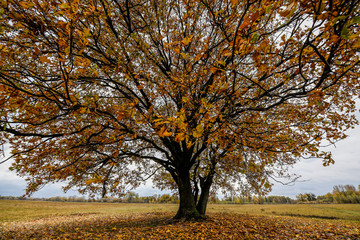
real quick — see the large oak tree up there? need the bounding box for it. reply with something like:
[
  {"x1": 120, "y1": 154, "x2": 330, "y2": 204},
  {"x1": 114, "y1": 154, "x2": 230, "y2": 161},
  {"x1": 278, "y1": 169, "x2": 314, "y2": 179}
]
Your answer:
[{"x1": 0, "y1": 0, "x2": 359, "y2": 219}]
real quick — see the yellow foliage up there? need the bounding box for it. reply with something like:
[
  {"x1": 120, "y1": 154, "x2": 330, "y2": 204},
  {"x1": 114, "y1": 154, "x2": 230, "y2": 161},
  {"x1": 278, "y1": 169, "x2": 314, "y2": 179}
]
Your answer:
[
  {"x1": 193, "y1": 124, "x2": 204, "y2": 138},
  {"x1": 175, "y1": 132, "x2": 186, "y2": 142},
  {"x1": 181, "y1": 36, "x2": 193, "y2": 46},
  {"x1": 158, "y1": 126, "x2": 172, "y2": 137}
]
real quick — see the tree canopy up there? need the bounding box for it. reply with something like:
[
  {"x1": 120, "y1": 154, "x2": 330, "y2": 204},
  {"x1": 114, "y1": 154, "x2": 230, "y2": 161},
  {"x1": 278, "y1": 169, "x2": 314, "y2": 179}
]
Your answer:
[{"x1": 0, "y1": 0, "x2": 359, "y2": 219}]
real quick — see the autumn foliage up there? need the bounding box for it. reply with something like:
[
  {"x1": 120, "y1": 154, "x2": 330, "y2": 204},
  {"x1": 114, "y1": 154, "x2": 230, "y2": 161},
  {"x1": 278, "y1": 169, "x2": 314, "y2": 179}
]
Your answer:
[
  {"x1": 0, "y1": 0, "x2": 360, "y2": 219},
  {"x1": 1, "y1": 212, "x2": 360, "y2": 239}
]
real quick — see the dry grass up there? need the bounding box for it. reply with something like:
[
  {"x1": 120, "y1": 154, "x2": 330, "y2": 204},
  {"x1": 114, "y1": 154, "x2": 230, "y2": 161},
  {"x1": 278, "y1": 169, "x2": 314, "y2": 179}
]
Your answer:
[
  {"x1": 1, "y1": 200, "x2": 360, "y2": 223},
  {"x1": 208, "y1": 203, "x2": 360, "y2": 222},
  {"x1": 0, "y1": 200, "x2": 359, "y2": 239},
  {"x1": 0, "y1": 200, "x2": 177, "y2": 222}
]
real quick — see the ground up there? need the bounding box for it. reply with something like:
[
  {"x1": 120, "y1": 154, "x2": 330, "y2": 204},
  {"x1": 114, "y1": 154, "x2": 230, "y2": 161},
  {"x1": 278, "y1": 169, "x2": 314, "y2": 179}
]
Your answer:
[{"x1": 0, "y1": 201, "x2": 359, "y2": 239}]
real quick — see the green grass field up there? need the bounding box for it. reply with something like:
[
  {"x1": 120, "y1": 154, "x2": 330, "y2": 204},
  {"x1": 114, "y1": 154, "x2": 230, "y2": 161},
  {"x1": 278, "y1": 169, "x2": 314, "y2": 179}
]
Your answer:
[{"x1": 0, "y1": 200, "x2": 359, "y2": 239}]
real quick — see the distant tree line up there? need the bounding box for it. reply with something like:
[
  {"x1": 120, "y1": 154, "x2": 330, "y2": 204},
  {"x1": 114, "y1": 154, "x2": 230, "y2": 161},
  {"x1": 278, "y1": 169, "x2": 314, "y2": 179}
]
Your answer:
[
  {"x1": 0, "y1": 192, "x2": 180, "y2": 204},
  {"x1": 297, "y1": 184, "x2": 360, "y2": 204},
  {"x1": 117, "y1": 192, "x2": 180, "y2": 204},
  {"x1": 1, "y1": 184, "x2": 359, "y2": 204},
  {"x1": 210, "y1": 195, "x2": 295, "y2": 204},
  {"x1": 0, "y1": 195, "x2": 94, "y2": 202},
  {"x1": 316, "y1": 184, "x2": 360, "y2": 204},
  {"x1": 0, "y1": 193, "x2": 295, "y2": 204}
]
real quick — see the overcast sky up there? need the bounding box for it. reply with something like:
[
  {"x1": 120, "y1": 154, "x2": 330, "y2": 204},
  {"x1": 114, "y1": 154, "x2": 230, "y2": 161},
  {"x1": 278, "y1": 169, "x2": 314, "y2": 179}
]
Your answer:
[{"x1": 1, "y1": 115, "x2": 359, "y2": 199}]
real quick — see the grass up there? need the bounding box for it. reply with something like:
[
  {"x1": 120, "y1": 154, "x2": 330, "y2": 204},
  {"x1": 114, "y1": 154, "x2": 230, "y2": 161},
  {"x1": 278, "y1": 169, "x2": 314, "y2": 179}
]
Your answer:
[
  {"x1": 207, "y1": 203, "x2": 360, "y2": 222},
  {"x1": 1, "y1": 200, "x2": 360, "y2": 223},
  {"x1": 0, "y1": 200, "x2": 359, "y2": 239},
  {"x1": 0, "y1": 200, "x2": 177, "y2": 222}
]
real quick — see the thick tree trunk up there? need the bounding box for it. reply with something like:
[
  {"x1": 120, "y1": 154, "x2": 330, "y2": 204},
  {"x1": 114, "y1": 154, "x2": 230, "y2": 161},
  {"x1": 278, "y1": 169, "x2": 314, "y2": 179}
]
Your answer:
[{"x1": 174, "y1": 170, "x2": 203, "y2": 220}]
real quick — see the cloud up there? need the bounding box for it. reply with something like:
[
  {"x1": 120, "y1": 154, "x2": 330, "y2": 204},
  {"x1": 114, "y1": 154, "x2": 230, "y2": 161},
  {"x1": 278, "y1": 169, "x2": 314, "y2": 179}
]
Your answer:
[{"x1": 271, "y1": 123, "x2": 360, "y2": 198}]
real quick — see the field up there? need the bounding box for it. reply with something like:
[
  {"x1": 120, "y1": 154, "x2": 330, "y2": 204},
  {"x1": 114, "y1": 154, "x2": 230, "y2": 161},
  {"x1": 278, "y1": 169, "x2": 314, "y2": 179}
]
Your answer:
[{"x1": 0, "y1": 200, "x2": 359, "y2": 239}]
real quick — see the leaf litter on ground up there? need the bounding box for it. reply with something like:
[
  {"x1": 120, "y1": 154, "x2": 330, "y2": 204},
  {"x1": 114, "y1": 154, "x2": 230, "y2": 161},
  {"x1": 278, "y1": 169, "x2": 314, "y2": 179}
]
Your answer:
[{"x1": 0, "y1": 212, "x2": 359, "y2": 239}]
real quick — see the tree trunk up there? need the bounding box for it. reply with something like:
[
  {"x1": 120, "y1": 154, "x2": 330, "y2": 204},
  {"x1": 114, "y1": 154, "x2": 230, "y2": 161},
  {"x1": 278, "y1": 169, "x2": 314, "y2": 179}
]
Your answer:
[
  {"x1": 174, "y1": 170, "x2": 203, "y2": 220},
  {"x1": 196, "y1": 180, "x2": 211, "y2": 215},
  {"x1": 196, "y1": 172, "x2": 214, "y2": 215}
]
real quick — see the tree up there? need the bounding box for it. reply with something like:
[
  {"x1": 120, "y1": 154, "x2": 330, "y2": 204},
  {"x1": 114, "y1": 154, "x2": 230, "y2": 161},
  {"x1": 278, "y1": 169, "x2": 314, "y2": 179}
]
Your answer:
[
  {"x1": 296, "y1": 193, "x2": 306, "y2": 202},
  {"x1": 330, "y1": 184, "x2": 360, "y2": 203},
  {"x1": 333, "y1": 184, "x2": 356, "y2": 194},
  {"x1": 0, "y1": 0, "x2": 359, "y2": 219},
  {"x1": 296, "y1": 192, "x2": 316, "y2": 202}
]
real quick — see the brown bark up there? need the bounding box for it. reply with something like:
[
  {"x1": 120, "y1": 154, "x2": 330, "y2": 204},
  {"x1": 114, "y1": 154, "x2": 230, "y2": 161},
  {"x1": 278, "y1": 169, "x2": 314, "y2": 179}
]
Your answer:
[
  {"x1": 174, "y1": 170, "x2": 203, "y2": 220},
  {"x1": 196, "y1": 177, "x2": 212, "y2": 215}
]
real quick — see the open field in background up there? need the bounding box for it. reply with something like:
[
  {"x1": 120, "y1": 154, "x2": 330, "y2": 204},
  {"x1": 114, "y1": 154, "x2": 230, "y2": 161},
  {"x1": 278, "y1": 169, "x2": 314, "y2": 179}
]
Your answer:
[
  {"x1": 0, "y1": 200, "x2": 359, "y2": 239},
  {"x1": 0, "y1": 200, "x2": 178, "y2": 223},
  {"x1": 208, "y1": 203, "x2": 360, "y2": 222},
  {"x1": 1, "y1": 200, "x2": 359, "y2": 223}
]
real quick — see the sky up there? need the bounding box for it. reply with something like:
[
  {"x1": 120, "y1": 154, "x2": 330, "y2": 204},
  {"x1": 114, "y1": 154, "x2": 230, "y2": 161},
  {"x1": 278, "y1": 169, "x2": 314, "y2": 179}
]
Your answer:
[{"x1": 0, "y1": 116, "x2": 359, "y2": 199}]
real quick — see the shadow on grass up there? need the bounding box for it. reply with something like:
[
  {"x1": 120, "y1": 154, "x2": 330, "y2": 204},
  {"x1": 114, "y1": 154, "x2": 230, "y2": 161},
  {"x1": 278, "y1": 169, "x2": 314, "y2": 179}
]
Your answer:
[
  {"x1": 278, "y1": 213, "x2": 340, "y2": 220},
  {"x1": 108, "y1": 212, "x2": 209, "y2": 229}
]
